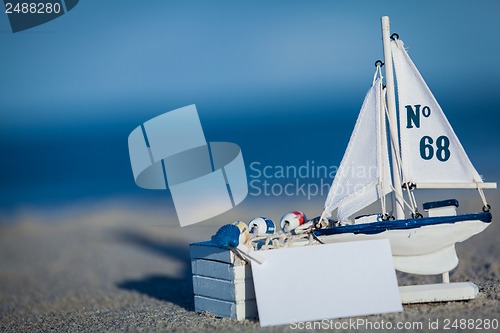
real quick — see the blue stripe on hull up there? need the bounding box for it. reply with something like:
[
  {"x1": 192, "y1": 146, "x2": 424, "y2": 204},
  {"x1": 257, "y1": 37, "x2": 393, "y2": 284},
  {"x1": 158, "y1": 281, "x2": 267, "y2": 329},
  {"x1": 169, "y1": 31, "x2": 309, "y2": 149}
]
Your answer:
[{"x1": 314, "y1": 212, "x2": 492, "y2": 236}]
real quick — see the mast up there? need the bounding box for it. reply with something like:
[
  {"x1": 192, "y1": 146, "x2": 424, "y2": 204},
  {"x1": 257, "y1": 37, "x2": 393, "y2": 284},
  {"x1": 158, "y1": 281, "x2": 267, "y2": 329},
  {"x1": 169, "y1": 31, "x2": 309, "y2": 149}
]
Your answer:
[{"x1": 381, "y1": 16, "x2": 405, "y2": 220}]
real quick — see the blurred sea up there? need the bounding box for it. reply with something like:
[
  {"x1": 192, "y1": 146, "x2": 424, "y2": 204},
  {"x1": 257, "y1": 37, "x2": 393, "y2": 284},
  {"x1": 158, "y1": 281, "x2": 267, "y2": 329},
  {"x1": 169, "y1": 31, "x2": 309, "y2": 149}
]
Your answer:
[{"x1": 1, "y1": 101, "x2": 498, "y2": 215}]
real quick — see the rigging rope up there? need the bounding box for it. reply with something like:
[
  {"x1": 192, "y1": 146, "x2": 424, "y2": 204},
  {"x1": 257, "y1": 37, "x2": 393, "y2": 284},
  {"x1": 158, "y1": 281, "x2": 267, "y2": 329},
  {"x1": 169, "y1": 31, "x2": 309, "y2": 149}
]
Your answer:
[
  {"x1": 477, "y1": 185, "x2": 491, "y2": 211},
  {"x1": 382, "y1": 86, "x2": 417, "y2": 218}
]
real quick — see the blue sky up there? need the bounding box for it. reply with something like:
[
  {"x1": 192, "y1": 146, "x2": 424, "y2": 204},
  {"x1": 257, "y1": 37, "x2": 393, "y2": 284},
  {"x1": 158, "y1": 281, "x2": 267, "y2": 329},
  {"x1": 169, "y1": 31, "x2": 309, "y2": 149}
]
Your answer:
[{"x1": 1, "y1": 1, "x2": 499, "y2": 133}]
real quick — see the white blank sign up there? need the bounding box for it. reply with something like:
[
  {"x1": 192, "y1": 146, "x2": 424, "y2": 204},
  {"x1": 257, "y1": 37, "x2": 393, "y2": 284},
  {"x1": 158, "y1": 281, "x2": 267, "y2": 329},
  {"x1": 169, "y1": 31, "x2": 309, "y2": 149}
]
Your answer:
[{"x1": 251, "y1": 239, "x2": 402, "y2": 327}]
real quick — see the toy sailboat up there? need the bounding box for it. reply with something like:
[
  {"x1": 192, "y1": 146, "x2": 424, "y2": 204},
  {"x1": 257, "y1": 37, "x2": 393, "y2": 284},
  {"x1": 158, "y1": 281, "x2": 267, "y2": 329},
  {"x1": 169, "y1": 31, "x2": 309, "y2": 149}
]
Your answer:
[
  {"x1": 313, "y1": 17, "x2": 496, "y2": 283},
  {"x1": 197, "y1": 18, "x2": 496, "y2": 314}
]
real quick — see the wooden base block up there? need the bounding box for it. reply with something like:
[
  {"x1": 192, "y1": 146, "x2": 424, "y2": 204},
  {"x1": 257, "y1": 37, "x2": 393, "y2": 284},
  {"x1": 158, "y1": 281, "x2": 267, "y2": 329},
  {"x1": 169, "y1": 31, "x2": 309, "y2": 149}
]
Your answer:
[
  {"x1": 194, "y1": 295, "x2": 257, "y2": 321},
  {"x1": 190, "y1": 241, "x2": 256, "y2": 320},
  {"x1": 193, "y1": 275, "x2": 255, "y2": 301},
  {"x1": 399, "y1": 282, "x2": 479, "y2": 304},
  {"x1": 192, "y1": 259, "x2": 251, "y2": 281},
  {"x1": 190, "y1": 241, "x2": 243, "y2": 264}
]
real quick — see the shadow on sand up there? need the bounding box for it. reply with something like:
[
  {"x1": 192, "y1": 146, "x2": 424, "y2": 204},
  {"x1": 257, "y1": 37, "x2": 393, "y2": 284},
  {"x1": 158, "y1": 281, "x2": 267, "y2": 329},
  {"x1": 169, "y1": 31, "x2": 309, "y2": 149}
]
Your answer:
[{"x1": 115, "y1": 230, "x2": 194, "y2": 311}]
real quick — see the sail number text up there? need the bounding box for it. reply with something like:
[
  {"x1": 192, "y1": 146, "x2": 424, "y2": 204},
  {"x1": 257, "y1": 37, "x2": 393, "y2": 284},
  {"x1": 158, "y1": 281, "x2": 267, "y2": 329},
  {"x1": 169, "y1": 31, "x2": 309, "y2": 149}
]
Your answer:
[
  {"x1": 420, "y1": 136, "x2": 450, "y2": 161},
  {"x1": 406, "y1": 104, "x2": 451, "y2": 162}
]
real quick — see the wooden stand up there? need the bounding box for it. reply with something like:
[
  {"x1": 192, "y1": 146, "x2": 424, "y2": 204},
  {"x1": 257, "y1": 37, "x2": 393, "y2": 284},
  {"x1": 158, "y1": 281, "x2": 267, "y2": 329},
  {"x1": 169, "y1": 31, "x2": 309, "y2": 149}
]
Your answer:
[
  {"x1": 399, "y1": 271, "x2": 479, "y2": 303},
  {"x1": 399, "y1": 282, "x2": 479, "y2": 304}
]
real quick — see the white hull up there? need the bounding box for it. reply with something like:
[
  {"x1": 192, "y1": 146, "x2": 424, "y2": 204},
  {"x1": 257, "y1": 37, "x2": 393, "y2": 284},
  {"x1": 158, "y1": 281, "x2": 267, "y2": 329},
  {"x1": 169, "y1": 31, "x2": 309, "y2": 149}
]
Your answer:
[{"x1": 316, "y1": 219, "x2": 490, "y2": 275}]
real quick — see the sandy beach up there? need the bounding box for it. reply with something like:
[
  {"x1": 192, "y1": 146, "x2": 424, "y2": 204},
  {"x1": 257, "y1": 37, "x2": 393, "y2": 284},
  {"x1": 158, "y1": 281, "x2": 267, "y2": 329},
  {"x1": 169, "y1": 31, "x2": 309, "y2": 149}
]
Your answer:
[{"x1": 0, "y1": 196, "x2": 499, "y2": 332}]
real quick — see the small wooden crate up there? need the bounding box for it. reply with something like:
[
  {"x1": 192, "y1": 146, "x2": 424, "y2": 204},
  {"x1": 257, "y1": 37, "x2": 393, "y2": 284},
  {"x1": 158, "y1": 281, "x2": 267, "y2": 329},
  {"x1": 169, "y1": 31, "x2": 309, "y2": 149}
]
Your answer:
[{"x1": 190, "y1": 241, "x2": 257, "y2": 320}]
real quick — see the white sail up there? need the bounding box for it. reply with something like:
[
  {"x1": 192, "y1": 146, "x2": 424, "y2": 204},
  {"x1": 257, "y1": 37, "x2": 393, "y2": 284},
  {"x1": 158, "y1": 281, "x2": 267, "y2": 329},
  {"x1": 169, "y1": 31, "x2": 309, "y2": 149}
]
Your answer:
[
  {"x1": 391, "y1": 39, "x2": 483, "y2": 187},
  {"x1": 323, "y1": 76, "x2": 393, "y2": 222}
]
